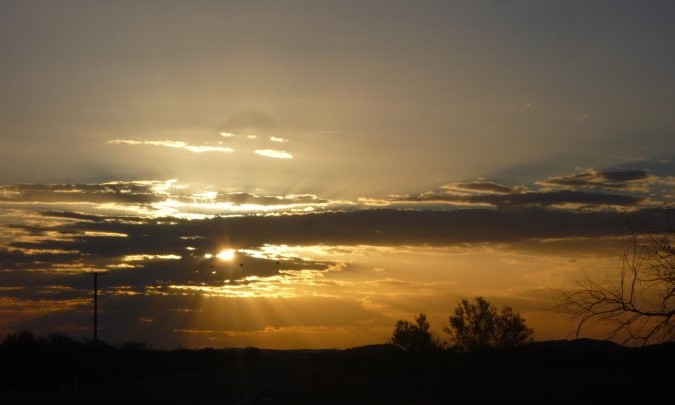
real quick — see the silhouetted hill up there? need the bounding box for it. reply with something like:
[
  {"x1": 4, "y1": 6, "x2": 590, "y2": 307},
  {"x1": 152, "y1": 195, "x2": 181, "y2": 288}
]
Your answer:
[
  {"x1": 527, "y1": 338, "x2": 624, "y2": 352},
  {"x1": 1, "y1": 334, "x2": 673, "y2": 404},
  {"x1": 344, "y1": 343, "x2": 403, "y2": 355}
]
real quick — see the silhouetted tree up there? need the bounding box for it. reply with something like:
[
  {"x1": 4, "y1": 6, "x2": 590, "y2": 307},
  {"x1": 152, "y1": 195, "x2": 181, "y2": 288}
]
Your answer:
[
  {"x1": 1, "y1": 330, "x2": 36, "y2": 350},
  {"x1": 559, "y1": 229, "x2": 675, "y2": 345},
  {"x1": 445, "y1": 297, "x2": 533, "y2": 351},
  {"x1": 391, "y1": 313, "x2": 439, "y2": 350}
]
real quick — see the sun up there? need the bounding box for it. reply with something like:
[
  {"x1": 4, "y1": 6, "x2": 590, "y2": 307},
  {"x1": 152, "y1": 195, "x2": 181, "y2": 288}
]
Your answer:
[{"x1": 215, "y1": 249, "x2": 236, "y2": 261}]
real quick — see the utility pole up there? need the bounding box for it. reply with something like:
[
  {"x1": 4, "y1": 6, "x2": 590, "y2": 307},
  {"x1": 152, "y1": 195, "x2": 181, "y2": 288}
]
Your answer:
[{"x1": 86, "y1": 271, "x2": 108, "y2": 344}]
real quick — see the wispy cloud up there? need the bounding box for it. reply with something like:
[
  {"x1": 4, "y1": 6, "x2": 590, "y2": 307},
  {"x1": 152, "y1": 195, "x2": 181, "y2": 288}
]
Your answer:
[
  {"x1": 255, "y1": 149, "x2": 293, "y2": 159},
  {"x1": 390, "y1": 167, "x2": 675, "y2": 211},
  {"x1": 0, "y1": 183, "x2": 163, "y2": 204},
  {"x1": 108, "y1": 139, "x2": 234, "y2": 153},
  {"x1": 2, "y1": 167, "x2": 674, "y2": 287},
  {"x1": 396, "y1": 189, "x2": 644, "y2": 210},
  {"x1": 0, "y1": 182, "x2": 336, "y2": 220},
  {"x1": 216, "y1": 131, "x2": 293, "y2": 156},
  {"x1": 441, "y1": 181, "x2": 518, "y2": 195},
  {"x1": 537, "y1": 169, "x2": 653, "y2": 191}
]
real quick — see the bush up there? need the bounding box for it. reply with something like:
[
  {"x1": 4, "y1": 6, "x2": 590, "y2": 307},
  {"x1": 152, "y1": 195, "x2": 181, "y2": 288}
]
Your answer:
[
  {"x1": 445, "y1": 297, "x2": 533, "y2": 351},
  {"x1": 391, "y1": 313, "x2": 439, "y2": 350}
]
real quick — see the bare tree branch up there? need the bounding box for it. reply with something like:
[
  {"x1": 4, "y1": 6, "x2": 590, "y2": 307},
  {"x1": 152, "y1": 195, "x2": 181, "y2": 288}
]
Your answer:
[{"x1": 558, "y1": 224, "x2": 675, "y2": 345}]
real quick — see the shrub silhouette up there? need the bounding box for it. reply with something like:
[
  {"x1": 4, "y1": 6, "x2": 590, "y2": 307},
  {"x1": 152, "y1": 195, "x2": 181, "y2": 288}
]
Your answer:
[
  {"x1": 391, "y1": 313, "x2": 439, "y2": 350},
  {"x1": 0, "y1": 330, "x2": 36, "y2": 350},
  {"x1": 445, "y1": 297, "x2": 533, "y2": 351}
]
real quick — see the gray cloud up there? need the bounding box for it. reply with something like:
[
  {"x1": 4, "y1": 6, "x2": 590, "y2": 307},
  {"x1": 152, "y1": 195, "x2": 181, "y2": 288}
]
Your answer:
[
  {"x1": 398, "y1": 188, "x2": 643, "y2": 209},
  {"x1": 538, "y1": 169, "x2": 652, "y2": 190},
  {"x1": 213, "y1": 192, "x2": 326, "y2": 206},
  {"x1": 6, "y1": 207, "x2": 668, "y2": 261},
  {"x1": 444, "y1": 181, "x2": 514, "y2": 194},
  {"x1": 0, "y1": 183, "x2": 162, "y2": 204},
  {"x1": 0, "y1": 183, "x2": 328, "y2": 209},
  {"x1": 483, "y1": 190, "x2": 641, "y2": 208},
  {"x1": 391, "y1": 168, "x2": 675, "y2": 210}
]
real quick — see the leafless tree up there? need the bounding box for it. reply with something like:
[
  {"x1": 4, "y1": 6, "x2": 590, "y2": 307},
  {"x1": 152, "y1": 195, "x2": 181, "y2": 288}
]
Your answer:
[{"x1": 559, "y1": 228, "x2": 675, "y2": 345}]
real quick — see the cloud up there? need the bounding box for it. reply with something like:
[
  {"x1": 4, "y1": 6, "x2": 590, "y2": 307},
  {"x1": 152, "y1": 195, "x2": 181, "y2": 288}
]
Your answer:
[
  {"x1": 443, "y1": 181, "x2": 514, "y2": 194},
  {"x1": 0, "y1": 248, "x2": 81, "y2": 271},
  {"x1": 0, "y1": 183, "x2": 163, "y2": 204},
  {"x1": 1, "y1": 168, "x2": 672, "y2": 278},
  {"x1": 398, "y1": 185, "x2": 643, "y2": 210},
  {"x1": 213, "y1": 127, "x2": 295, "y2": 159},
  {"x1": 108, "y1": 139, "x2": 234, "y2": 153},
  {"x1": 0, "y1": 182, "x2": 330, "y2": 218},
  {"x1": 6, "y1": 207, "x2": 669, "y2": 261},
  {"x1": 255, "y1": 149, "x2": 293, "y2": 159},
  {"x1": 538, "y1": 169, "x2": 652, "y2": 191},
  {"x1": 480, "y1": 190, "x2": 639, "y2": 208},
  {"x1": 1, "y1": 167, "x2": 673, "y2": 300},
  {"x1": 390, "y1": 167, "x2": 675, "y2": 211},
  {"x1": 213, "y1": 192, "x2": 326, "y2": 206}
]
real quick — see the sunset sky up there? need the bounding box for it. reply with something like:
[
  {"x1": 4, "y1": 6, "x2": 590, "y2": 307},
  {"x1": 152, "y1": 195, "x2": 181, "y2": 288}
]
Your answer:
[{"x1": 1, "y1": 1, "x2": 675, "y2": 349}]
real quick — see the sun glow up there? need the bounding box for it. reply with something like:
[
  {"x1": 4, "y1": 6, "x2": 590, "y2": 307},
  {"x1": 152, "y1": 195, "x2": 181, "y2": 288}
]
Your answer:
[{"x1": 216, "y1": 249, "x2": 236, "y2": 261}]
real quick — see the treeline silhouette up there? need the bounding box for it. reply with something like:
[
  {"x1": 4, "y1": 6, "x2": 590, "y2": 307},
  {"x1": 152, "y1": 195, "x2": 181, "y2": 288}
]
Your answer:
[
  {"x1": 0, "y1": 331, "x2": 273, "y2": 404},
  {"x1": 2, "y1": 330, "x2": 674, "y2": 403},
  {"x1": 391, "y1": 297, "x2": 533, "y2": 351}
]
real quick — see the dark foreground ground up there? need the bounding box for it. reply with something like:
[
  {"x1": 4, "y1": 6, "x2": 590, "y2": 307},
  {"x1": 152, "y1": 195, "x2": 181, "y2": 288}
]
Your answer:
[{"x1": 1, "y1": 336, "x2": 673, "y2": 404}]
